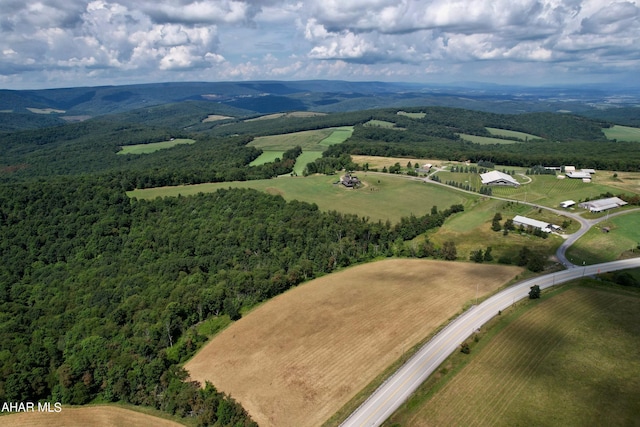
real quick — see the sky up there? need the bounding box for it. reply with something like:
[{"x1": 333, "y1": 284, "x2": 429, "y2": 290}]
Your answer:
[{"x1": 1, "y1": 0, "x2": 639, "y2": 89}]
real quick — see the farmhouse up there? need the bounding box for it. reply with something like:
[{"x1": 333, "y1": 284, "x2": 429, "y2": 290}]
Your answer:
[
  {"x1": 480, "y1": 170, "x2": 520, "y2": 187},
  {"x1": 579, "y1": 197, "x2": 628, "y2": 212},
  {"x1": 512, "y1": 215, "x2": 558, "y2": 233},
  {"x1": 415, "y1": 163, "x2": 432, "y2": 174},
  {"x1": 340, "y1": 173, "x2": 360, "y2": 188}
]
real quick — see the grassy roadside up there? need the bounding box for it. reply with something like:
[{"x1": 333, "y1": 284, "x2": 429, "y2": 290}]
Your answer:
[{"x1": 384, "y1": 278, "x2": 640, "y2": 426}]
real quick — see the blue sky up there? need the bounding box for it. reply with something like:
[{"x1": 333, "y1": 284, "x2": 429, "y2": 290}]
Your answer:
[{"x1": 1, "y1": 0, "x2": 639, "y2": 89}]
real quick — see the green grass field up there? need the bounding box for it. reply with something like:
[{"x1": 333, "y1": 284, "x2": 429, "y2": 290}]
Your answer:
[
  {"x1": 428, "y1": 197, "x2": 565, "y2": 263},
  {"x1": 248, "y1": 127, "x2": 352, "y2": 173},
  {"x1": 387, "y1": 283, "x2": 640, "y2": 426},
  {"x1": 248, "y1": 127, "x2": 353, "y2": 151},
  {"x1": 319, "y1": 126, "x2": 354, "y2": 146},
  {"x1": 603, "y1": 125, "x2": 640, "y2": 142},
  {"x1": 397, "y1": 111, "x2": 426, "y2": 119},
  {"x1": 249, "y1": 151, "x2": 284, "y2": 166},
  {"x1": 117, "y1": 139, "x2": 195, "y2": 155},
  {"x1": 566, "y1": 211, "x2": 640, "y2": 264},
  {"x1": 293, "y1": 151, "x2": 324, "y2": 175},
  {"x1": 364, "y1": 120, "x2": 396, "y2": 128},
  {"x1": 248, "y1": 129, "x2": 334, "y2": 151},
  {"x1": 489, "y1": 174, "x2": 629, "y2": 207},
  {"x1": 128, "y1": 174, "x2": 475, "y2": 224},
  {"x1": 486, "y1": 127, "x2": 543, "y2": 141},
  {"x1": 458, "y1": 133, "x2": 521, "y2": 144}
]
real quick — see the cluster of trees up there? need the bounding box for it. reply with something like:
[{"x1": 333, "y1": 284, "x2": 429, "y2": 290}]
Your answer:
[
  {"x1": 303, "y1": 153, "x2": 357, "y2": 175},
  {"x1": 512, "y1": 246, "x2": 546, "y2": 272},
  {"x1": 470, "y1": 246, "x2": 493, "y2": 263},
  {"x1": 527, "y1": 165, "x2": 557, "y2": 175},
  {"x1": 490, "y1": 213, "x2": 547, "y2": 239},
  {"x1": 394, "y1": 205, "x2": 464, "y2": 240}
]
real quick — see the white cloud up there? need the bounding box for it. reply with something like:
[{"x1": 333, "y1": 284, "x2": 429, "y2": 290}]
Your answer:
[
  {"x1": 142, "y1": 1, "x2": 251, "y2": 24},
  {"x1": 0, "y1": 0, "x2": 638, "y2": 88}
]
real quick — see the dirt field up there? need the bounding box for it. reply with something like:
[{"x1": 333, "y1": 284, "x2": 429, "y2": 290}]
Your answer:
[
  {"x1": 351, "y1": 155, "x2": 445, "y2": 170},
  {"x1": 184, "y1": 259, "x2": 522, "y2": 427},
  {"x1": 0, "y1": 405, "x2": 184, "y2": 427}
]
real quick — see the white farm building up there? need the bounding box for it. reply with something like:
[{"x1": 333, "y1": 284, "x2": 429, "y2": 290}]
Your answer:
[
  {"x1": 579, "y1": 197, "x2": 628, "y2": 212},
  {"x1": 566, "y1": 171, "x2": 592, "y2": 179},
  {"x1": 512, "y1": 215, "x2": 558, "y2": 233},
  {"x1": 480, "y1": 170, "x2": 520, "y2": 187}
]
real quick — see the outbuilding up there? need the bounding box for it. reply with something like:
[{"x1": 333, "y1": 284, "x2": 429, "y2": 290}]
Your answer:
[
  {"x1": 512, "y1": 215, "x2": 557, "y2": 233},
  {"x1": 566, "y1": 171, "x2": 592, "y2": 179},
  {"x1": 560, "y1": 200, "x2": 576, "y2": 208},
  {"x1": 579, "y1": 197, "x2": 628, "y2": 212}
]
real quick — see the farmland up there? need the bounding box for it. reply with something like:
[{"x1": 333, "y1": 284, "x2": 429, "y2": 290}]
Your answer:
[
  {"x1": 248, "y1": 151, "x2": 285, "y2": 167},
  {"x1": 486, "y1": 127, "x2": 543, "y2": 140},
  {"x1": 603, "y1": 125, "x2": 640, "y2": 142},
  {"x1": 128, "y1": 173, "x2": 474, "y2": 224},
  {"x1": 184, "y1": 259, "x2": 523, "y2": 427},
  {"x1": 248, "y1": 127, "x2": 353, "y2": 172},
  {"x1": 364, "y1": 119, "x2": 397, "y2": 128},
  {"x1": 117, "y1": 138, "x2": 196, "y2": 155},
  {"x1": 248, "y1": 128, "x2": 336, "y2": 151},
  {"x1": 487, "y1": 173, "x2": 630, "y2": 207},
  {"x1": 458, "y1": 133, "x2": 521, "y2": 144},
  {"x1": 351, "y1": 155, "x2": 444, "y2": 171},
  {"x1": 0, "y1": 405, "x2": 185, "y2": 427},
  {"x1": 388, "y1": 284, "x2": 640, "y2": 426},
  {"x1": 427, "y1": 197, "x2": 566, "y2": 262},
  {"x1": 565, "y1": 212, "x2": 640, "y2": 264},
  {"x1": 202, "y1": 114, "x2": 233, "y2": 122},
  {"x1": 397, "y1": 111, "x2": 426, "y2": 119}
]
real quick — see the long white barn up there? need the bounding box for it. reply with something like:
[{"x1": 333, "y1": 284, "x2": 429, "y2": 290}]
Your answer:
[
  {"x1": 512, "y1": 215, "x2": 558, "y2": 233},
  {"x1": 579, "y1": 197, "x2": 627, "y2": 212},
  {"x1": 480, "y1": 170, "x2": 520, "y2": 187}
]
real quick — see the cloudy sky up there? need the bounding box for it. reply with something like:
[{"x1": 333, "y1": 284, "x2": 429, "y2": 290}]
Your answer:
[{"x1": 1, "y1": 0, "x2": 639, "y2": 89}]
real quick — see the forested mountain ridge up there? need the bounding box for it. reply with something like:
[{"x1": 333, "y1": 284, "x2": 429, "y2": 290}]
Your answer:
[
  {"x1": 2, "y1": 81, "x2": 638, "y2": 129},
  {"x1": 3, "y1": 105, "x2": 637, "y2": 183}
]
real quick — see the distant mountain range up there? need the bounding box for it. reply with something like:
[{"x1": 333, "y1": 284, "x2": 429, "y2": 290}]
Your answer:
[{"x1": 1, "y1": 80, "x2": 639, "y2": 130}]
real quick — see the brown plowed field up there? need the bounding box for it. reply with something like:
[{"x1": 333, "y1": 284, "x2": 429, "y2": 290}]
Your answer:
[
  {"x1": 0, "y1": 405, "x2": 184, "y2": 427},
  {"x1": 184, "y1": 259, "x2": 522, "y2": 427}
]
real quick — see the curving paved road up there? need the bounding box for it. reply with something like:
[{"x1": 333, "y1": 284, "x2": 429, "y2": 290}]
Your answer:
[{"x1": 339, "y1": 258, "x2": 640, "y2": 427}]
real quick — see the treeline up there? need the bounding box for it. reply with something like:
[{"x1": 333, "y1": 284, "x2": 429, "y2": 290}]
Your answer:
[
  {"x1": 0, "y1": 175, "x2": 465, "y2": 424},
  {"x1": 329, "y1": 134, "x2": 640, "y2": 171},
  {"x1": 0, "y1": 119, "x2": 309, "y2": 186}
]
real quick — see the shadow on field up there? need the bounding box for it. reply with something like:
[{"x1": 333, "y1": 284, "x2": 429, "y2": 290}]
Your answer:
[{"x1": 486, "y1": 286, "x2": 640, "y2": 425}]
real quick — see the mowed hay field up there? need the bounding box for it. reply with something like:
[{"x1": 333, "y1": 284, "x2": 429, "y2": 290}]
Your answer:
[
  {"x1": 184, "y1": 259, "x2": 523, "y2": 427},
  {"x1": 394, "y1": 285, "x2": 640, "y2": 426},
  {"x1": 0, "y1": 405, "x2": 185, "y2": 427},
  {"x1": 128, "y1": 174, "x2": 474, "y2": 224}
]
